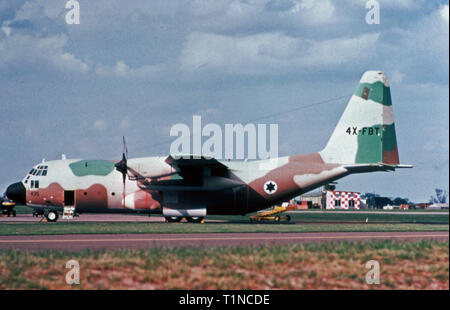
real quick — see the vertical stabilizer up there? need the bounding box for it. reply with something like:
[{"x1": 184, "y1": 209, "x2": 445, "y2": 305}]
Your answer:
[{"x1": 319, "y1": 71, "x2": 400, "y2": 165}]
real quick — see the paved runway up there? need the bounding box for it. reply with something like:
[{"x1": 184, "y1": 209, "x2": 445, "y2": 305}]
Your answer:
[
  {"x1": 0, "y1": 231, "x2": 447, "y2": 251},
  {"x1": 2, "y1": 211, "x2": 446, "y2": 223},
  {"x1": 288, "y1": 211, "x2": 449, "y2": 215},
  {"x1": 0, "y1": 213, "x2": 168, "y2": 223}
]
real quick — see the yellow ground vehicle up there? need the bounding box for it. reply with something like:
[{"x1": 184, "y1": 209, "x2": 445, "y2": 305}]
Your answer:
[
  {"x1": 249, "y1": 203, "x2": 296, "y2": 222},
  {"x1": 1, "y1": 200, "x2": 16, "y2": 217}
]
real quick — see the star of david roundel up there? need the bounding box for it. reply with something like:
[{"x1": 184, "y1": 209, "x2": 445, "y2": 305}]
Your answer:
[{"x1": 264, "y1": 180, "x2": 278, "y2": 195}]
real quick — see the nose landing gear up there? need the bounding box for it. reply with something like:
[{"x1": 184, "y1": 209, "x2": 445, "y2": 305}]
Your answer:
[{"x1": 46, "y1": 211, "x2": 59, "y2": 222}]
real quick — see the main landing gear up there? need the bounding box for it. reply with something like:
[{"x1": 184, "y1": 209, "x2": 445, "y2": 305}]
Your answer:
[
  {"x1": 185, "y1": 216, "x2": 204, "y2": 223},
  {"x1": 164, "y1": 216, "x2": 204, "y2": 223}
]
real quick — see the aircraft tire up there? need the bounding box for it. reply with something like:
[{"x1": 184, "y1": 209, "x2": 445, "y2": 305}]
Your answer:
[
  {"x1": 185, "y1": 216, "x2": 204, "y2": 223},
  {"x1": 165, "y1": 216, "x2": 182, "y2": 223},
  {"x1": 46, "y1": 211, "x2": 59, "y2": 222}
]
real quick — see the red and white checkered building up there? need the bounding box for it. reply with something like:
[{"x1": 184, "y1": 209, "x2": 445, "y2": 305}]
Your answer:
[{"x1": 325, "y1": 190, "x2": 360, "y2": 210}]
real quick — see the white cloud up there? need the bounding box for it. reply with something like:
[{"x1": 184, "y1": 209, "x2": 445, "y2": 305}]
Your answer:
[
  {"x1": 441, "y1": 4, "x2": 449, "y2": 24},
  {"x1": 297, "y1": 0, "x2": 335, "y2": 24},
  {"x1": 300, "y1": 33, "x2": 379, "y2": 66},
  {"x1": 120, "y1": 116, "x2": 132, "y2": 130},
  {"x1": 0, "y1": 33, "x2": 89, "y2": 73},
  {"x1": 95, "y1": 60, "x2": 167, "y2": 78},
  {"x1": 344, "y1": 0, "x2": 418, "y2": 9},
  {"x1": 390, "y1": 70, "x2": 404, "y2": 84},
  {"x1": 92, "y1": 120, "x2": 108, "y2": 131},
  {"x1": 180, "y1": 31, "x2": 379, "y2": 74},
  {"x1": 1, "y1": 26, "x2": 11, "y2": 37},
  {"x1": 11, "y1": 0, "x2": 64, "y2": 22},
  {"x1": 408, "y1": 6, "x2": 449, "y2": 65},
  {"x1": 189, "y1": 0, "x2": 230, "y2": 17},
  {"x1": 180, "y1": 32, "x2": 295, "y2": 72}
]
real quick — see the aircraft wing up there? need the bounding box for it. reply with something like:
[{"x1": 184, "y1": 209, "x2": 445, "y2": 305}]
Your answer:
[
  {"x1": 138, "y1": 155, "x2": 243, "y2": 192},
  {"x1": 164, "y1": 155, "x2": 229, "y2": 180},
  {"x1": 165, "y1": 155, "x2": 229, "y2": 170}
]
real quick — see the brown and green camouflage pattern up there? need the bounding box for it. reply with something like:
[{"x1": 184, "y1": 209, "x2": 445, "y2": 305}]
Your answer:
[{"x1": 14, "y1": 71, "x2": 407, "y2": 218}]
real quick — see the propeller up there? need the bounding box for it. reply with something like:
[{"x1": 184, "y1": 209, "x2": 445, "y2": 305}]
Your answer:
[{"x1": 114, "y1": 136, "x2": 128, "y2": 208}]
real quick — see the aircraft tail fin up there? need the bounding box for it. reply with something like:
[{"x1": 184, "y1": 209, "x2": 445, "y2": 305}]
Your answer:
[{"x1": 319, "y1": 71, "x2": 400, "y2": 165}]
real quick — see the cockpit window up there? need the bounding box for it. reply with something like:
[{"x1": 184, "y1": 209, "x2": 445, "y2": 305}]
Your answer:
[{"x1": 31, "y1": 166, "x2": 48, "y2": 177}]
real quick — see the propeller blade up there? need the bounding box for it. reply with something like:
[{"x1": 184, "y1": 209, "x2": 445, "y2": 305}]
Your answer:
[
  {"x1": 122, "y1": 136, "x2": 128, "y2": 160},
  {"x1": 114, "y1": 137, "x2": 128, "y2": 175},
  {"x1": 122, "y1": 177, "x2": 126, "y2": 209},
  {"x1": 115, "y1": 136, "x2": 129, "y2": 209}
]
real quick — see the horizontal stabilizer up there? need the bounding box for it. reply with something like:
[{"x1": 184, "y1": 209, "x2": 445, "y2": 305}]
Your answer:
[{"x1": 344, "y1": 163, "x2": 413, "y2": 173}]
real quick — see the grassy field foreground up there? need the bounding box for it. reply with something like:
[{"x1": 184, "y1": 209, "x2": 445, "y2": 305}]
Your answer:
[{"x1": 0, "y1": 240, "x2": 448, "y2": 289}]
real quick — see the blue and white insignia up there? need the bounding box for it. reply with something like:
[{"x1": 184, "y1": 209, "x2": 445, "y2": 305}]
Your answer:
[{"x1": 264, "y1": 180, "x2": 277, "y2": 194}]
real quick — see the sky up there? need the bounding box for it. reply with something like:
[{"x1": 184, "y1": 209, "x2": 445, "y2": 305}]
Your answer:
[{"x1": 0, "y1": 0, "x2": 448, "y2": 203}]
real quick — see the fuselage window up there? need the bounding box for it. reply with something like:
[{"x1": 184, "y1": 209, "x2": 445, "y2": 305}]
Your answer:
[
  {"x1": 42, "y1": 170, "x2": 47, "y2": 176},
  {"x1": 30, "y1": 180, "x2": 34, "y2": 188},
  {"x1": 37, "y1": 170, "x2": 42, "y2": 176},
  {"x1": 35, "y1": 180, "x2": 39, "y2": 189}
]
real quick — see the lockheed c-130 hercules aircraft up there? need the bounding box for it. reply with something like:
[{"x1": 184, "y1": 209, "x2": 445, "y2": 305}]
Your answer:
[{"x1": 4, "y1": 71, "x2": 412, "y2": 222}]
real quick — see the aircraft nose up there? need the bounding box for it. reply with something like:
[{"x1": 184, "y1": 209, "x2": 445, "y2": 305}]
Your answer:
[{"x1": 5, "y1": 182, "x2": 26, "y2": 205}]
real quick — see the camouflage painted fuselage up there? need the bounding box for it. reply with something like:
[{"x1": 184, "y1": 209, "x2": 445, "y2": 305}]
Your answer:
[
  {"x1": 12, "y1": 71, "x2": 408, "y2": 216},
  {"x1": 21, "y1": 153, "x2": 344, "y2": 215}
]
